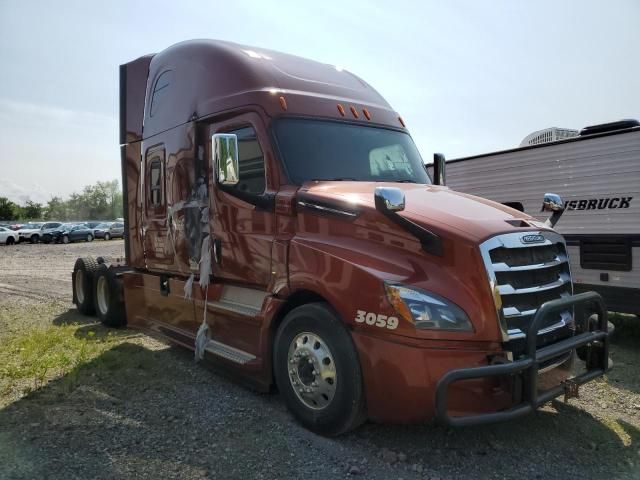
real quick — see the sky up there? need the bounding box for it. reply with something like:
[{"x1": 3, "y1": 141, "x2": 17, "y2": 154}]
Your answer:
[{"x1": 0, "y1": 0, "x2": 638, "y2": 203}]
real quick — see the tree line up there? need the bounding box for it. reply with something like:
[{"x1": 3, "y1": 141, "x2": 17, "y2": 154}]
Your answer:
[{"x1": 0, "y1": 180, "x2": 123, "y2": 221}]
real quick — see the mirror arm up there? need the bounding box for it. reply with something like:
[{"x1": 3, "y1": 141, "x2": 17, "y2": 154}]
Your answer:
[
  {"x1": 433, "y1": 153, "x2": 446, "y2": 186},
  {"x1": 544, "y1": 211, "x2": 563, "y2": 228}
]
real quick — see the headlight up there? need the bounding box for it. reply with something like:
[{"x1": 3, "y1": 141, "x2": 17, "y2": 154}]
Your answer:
[{"x1": 385, "y1": 283, "x2": 474, "y2": 332}]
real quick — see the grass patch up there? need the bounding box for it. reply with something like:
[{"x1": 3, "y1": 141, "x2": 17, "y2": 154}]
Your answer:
[{"x1": 0, "y1": 322, "x2": 125, "y2": 405}]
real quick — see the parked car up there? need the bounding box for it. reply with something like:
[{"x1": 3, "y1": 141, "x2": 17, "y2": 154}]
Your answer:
[
  {"x1": 94, "y1": 221, "x2": 124, "y2": 240},
  {"x1": 84, "y1": 221, "x2": 102, "y2": 229},
  {"x1": 0, "y1": 226, "x2": 19, "y2": 245},
  {"x1": 43, "y1": 224, "x2": 95, "y2": 244},
  {"x1": 16, "y1": 222, "x2": 45, "y2": 243}
]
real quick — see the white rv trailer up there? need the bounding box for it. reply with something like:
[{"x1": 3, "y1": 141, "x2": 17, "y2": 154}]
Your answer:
[{"x1": 441, "y1": 120, "x2": 640, "y2": 315}]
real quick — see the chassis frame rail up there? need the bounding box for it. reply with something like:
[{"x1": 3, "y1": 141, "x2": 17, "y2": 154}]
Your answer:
[{"x1": 435, "y1": 291, "x2": 610, "y2": 427}]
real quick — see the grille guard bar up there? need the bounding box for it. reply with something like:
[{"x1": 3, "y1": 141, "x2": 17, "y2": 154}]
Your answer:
[{"x1": 435, "y1": 291, "x2": 610, "y2": 427}]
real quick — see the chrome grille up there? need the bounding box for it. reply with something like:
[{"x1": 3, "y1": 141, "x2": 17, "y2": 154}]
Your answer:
[{"x1": 480, "y1": 231, "x2": 574, "y2": 353}]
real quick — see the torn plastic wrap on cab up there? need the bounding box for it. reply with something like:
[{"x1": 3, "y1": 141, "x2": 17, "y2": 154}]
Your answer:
[{"x1": 164, "y1": 146, "x2": 214, "y2": 362}]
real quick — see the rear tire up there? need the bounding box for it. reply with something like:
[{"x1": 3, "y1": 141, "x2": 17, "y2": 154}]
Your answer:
[
  {"x1": 62, "y1": 235, "x2": 70, "y2": 244},
  {"x1": 6, "y1": 237, "x2": 15, "y2": 245},
  {"x1": 93, "y1": 264, "x2": 127, "y2": 327},
  {"x1": 273, "y1": 302, "x2": 366, "y2": 436},
  {"x1": 31, "y1": 234, "x2": 39, "y2": 244},
  {"x1": 104, "y1": 233, "x2": 111, "y2": 241},
  {"x1": 87, "y1": 234, "x2": 93, "y2": 242},
  {"x1": 72, "y1": 257, "x2": 99, "y2": 315}
]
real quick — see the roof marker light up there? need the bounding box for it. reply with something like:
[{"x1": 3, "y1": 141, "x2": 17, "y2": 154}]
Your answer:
[
  {"x1": 279, "y1": 96, "x2": 288, "y2": 111},
  {"x1": 350, "y1": 106, "x2": 359, "y2": 119},
  {"x1": 398, "y1": 116, "x2": 406, "y2": 127},
  {"x1": 337, "y1": 104, "x2": 345, "y2": 116},
  {"x1": 363, "y1": 108, "x2": 371, "y2": 120}
]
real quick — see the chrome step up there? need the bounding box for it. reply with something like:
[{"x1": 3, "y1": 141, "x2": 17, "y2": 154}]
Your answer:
[
  {"x1": 205, "y1": 339, "x2": 256, "y2": 365},
  {"x1": 207, "y1": 299, "x2": 261, "y2": 317}
]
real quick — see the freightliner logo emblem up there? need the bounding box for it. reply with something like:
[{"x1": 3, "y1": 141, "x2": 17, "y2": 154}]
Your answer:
[{"x1": 521, "y1": 234, "x2": 545, "y2": 244}]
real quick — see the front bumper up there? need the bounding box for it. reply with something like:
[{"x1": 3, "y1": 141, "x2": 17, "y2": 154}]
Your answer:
[{"x1": 435, "y1": 291, "x2": 610, "y2": 427}]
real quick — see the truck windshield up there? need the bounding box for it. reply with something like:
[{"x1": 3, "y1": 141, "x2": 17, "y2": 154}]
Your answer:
[{"x1": 274, "y1": 118, "x2": 431, "y2": 185}]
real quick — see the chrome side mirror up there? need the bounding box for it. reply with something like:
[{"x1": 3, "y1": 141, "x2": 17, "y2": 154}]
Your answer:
[
  {"x1": 541, "y1": 192, "x2": 565, "y2": 228},
  {"x1": 542, "y1": 193, "x2": 565, "y2": 212},
  {"x1": 374, "y1": 186, "x2": 405, "y2": 213},
  {"x1": 433, "y1": 153, "x2": 446, "y2": 186},
  {"x1": 212, "y1": 133, "x2": 239, "y2": 186}
]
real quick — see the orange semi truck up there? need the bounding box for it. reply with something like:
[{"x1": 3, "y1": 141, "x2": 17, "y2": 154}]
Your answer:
[{"x1": 72, "y1": 40, "x2": 610, "y2": 435}]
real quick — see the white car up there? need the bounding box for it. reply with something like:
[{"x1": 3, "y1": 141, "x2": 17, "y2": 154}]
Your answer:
[
  {"x1": 16, "y1": 222, "x2": 45, "y2": 243},
  {"x1": 17, "y1": 222, "x2": 63, "y2": 243},
  {"x1": 0, "y1": 226, "x2": 19, "y2": 245}
]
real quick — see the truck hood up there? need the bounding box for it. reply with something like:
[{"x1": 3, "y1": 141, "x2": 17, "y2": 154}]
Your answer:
[{"x1": 299, "y1": 182, "x2": 546, "y2": 243}]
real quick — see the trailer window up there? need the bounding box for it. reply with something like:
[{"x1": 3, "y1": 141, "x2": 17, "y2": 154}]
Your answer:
[
  {"x1": 580, "y1": 237, "x2": 632, "y2": 272},
  {"x1": 274, "y1": 118, "x2": 430, "y2": 185},
  {"x1": 149, "y1": 160, "x2": 162, "y2": 206}
]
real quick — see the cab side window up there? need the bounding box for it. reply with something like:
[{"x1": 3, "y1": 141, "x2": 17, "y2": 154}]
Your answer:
[
  {"x1": 149, "y1": 160, "x2": 162, "y2": 206},
  {"x1": 146, "y1": 146, "x2": 166, "y2": 215},
  {"x1": 228, "y1": 126, "x2": 266, "y2": 195}
]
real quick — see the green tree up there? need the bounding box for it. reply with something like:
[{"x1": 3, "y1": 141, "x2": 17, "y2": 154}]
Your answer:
[
  {"x1": 22, "y1": 200, "x2": 43, "y2": 220},
  {"x1": 44, "y1": 197, "x2": 67, "y2": 221},
  {"x1": 0, "y1": 197, "x2": 18, "y2": 221}
]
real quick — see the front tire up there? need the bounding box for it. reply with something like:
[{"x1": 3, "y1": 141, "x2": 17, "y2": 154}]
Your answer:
[
  {"x1": 273, "y1": 303, "x2": 366, "y2": 436},
  {"x1": 6, "y1": 237, "x2": 15, "y2": 245},
  {"x1": 87, "y1": 234, "x2": 93, "y2": 242},
  {"x1": 72, "y1": 257, "x2": 99, "y2": 315},
  {"x1": 93, "y1": 264, "x2": 126, "y2": 327},
  {"x1": 31, "y1": 234, "x2": 39, "y2": 244},
  {"x1": 104, "y1": 233, "x2": 111, "y2": 241},
  {"x1": 62, "y1": 235, "x2": 70, "y2": 244}
]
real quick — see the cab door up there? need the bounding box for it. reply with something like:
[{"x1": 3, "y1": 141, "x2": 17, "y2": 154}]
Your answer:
[
  {"x1": 207, "y1": 113, "x2": 276, "y2": 287},
  {"x1": 142, "y1": 144, "x2": 171, "y2": 270},
  {"x1": 196, "y1": 113, "x2": 277, "y2": 360}
]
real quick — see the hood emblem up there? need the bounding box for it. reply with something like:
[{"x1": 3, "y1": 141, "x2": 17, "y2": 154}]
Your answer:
[{"x1": 521, "y1": 233, "x2": 545, "y2": 244}]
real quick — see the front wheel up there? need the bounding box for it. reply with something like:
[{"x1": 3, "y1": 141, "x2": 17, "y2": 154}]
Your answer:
[
  {"x1": 104, "y1": 233, "x2": 111, "y2": 241},
  {"x1": 86, "y1": 234, "x2": 93, "y2": 242},
  {"x1": 31, "y1": 234, "x2": 39, "y2": 244},
  {"x1": 6, "y1": 237, "x2": 15, "y2": 245},
  {"x1": 62, "y1": 235, "x2": 70, "y2": 244},
  {"x1": 273, "y1": 303, "x2": 366, "y2": 436}
]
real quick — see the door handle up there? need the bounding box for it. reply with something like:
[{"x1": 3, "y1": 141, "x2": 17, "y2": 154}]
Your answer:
[{"x1": 160, "y1": 275, "x2": 170, "y2": 296}]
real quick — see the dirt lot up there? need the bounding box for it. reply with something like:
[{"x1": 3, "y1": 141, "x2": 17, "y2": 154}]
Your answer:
[{"x1": 0, "y1": 240, "x2": 639, "y2": 480}]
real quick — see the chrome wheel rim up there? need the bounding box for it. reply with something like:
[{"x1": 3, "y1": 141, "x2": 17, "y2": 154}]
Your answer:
[
  {"x1": 87, "y1": 234, "x2": 91, "y2": 241},
  {"x1": 287, "y1": 332, "x2": 337, "y2": 410},
  {"x1": 75, "y1": 269, "x2": 85, "y2": 304},
  {"x1": 63, "y1": 236, "x2": 69, "y2": 244},
  {"x1": 96, "y1": 276, "x2": 109, "y2": 315}
]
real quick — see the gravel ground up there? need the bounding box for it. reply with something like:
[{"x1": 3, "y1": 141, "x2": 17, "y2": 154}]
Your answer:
[{"x1": 0, "y1": 240, "x2": 639, "y2": 480}]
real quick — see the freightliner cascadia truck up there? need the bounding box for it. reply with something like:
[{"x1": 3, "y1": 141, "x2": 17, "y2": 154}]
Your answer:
[{"x1": 72, "y1": 40, "x2": 611, "y2": 435}]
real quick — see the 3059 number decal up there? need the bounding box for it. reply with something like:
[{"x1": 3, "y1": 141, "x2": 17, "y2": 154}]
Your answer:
[{"x1": 354, "y1": 310, "x2": 398, "y2": 330}]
